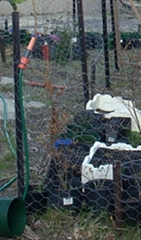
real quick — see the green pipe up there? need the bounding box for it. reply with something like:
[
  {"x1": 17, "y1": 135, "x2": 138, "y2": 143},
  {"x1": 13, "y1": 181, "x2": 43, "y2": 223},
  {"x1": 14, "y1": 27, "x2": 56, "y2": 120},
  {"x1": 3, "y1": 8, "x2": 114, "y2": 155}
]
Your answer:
[
  {"x1": 19, "y1": 69, "x2": 30, "y2": 200},
  {"x1": 0, "y1": 176, "x2": 17, "y2": 192}
]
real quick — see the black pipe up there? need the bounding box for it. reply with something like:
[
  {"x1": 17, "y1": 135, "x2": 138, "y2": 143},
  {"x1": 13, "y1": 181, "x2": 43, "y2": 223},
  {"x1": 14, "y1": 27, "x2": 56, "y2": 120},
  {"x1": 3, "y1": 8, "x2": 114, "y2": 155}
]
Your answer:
[
  {"x1": 5, "y1": 20, "x2": 8, "y2": 31},
  {"x1": 0, "y1": 37, "x2": 6, "y2": 63},
  {"x1": 101, "y1": 0, "x2": 110, "y2": 88},
  {"x1": 77, "y1": 0, "x2": 89, "y2": 106},
  {"x1": 12, "y1": 11, "x2": 24, "y2": 198},
  {"x1": 91, "y1": 60, "x2": 96, "y2": 98},
  {"x1": 73, "y1": 0, "x2": 76, "y2": 33},
  {"x1": 110, "y1": 0, "x2": 119, "y2": 70}
]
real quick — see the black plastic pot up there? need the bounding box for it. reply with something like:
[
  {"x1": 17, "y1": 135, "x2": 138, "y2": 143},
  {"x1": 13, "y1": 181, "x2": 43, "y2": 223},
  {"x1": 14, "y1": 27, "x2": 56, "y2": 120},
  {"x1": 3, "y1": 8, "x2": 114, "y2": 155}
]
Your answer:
[
  {"x1": 122, "y1": 173, "x2": 140, "y2": 199},
  {"x1": 105, "y1": 129, "x2": 118, "y2": 145},
  {"x1": 73, "y1": 110, "x2": 106, "y2": 141},
  {"x1": 109, "y1": 171, "x2": 141, "y2": 225},
  {"x1": 84, "y1": 180, "x2": 113, "y2": 215},
  {"x1": 24, "y1": 185, "x2": 47, "y2": 214},
  {"x1": 90, "y1": 147, "x2": 141, "y2": 167},
  {"x1": 74, "y1": 132, "x2": 99, "y2": 146},
  {"x1": 66, "y1": 124, "x2": 85, "y2": 134},
  {"x1": 121, "y1": 160, "x2": 141, "y2": 176},
  {"x1": 121, "y1": 160, "x2": 141, "y2": 200},
  {"x1": 105, "y1": 117, "x2": 131, "y2": 145},
  {"x1": 59, "y1": 124, "x2": 85, "y2": 141},
  {"x1": 122, "y1": 178, "x2": 139, "y2": 201},
  {"x1": 46, "y1": 179, "x2": 82, "y2": 213},
  {"x1": 122, "y1": 199, "x2": 141, "y2": 226},
  {"x1": 109, "y1": 197, "x2": 141, "y2": 226}
]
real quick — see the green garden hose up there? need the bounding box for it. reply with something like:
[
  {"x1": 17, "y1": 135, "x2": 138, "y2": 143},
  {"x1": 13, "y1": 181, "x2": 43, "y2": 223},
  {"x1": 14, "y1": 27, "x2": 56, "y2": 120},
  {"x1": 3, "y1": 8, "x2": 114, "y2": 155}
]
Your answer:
[
  {"x1": 19, "y1": 68, "x2": 30, "y2": 200},
  {"x1": 0, "y1": 36, "x2": 36, "y2": 200},
  {"x1": 0, "y1": 95, "x2": 17, "y2": 192},
  {"x1": 0, "y1": 95, "x2": 16, "y2": 156},
  {"x1": 0, "y1": 70, "x2": 30, "y2": 201}
]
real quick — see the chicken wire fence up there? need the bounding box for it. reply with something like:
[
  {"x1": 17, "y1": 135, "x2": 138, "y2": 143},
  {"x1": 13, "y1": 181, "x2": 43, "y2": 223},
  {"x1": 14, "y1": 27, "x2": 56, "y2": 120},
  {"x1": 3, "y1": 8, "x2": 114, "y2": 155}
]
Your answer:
[{"x1": 1, "y1": 0, "x2": 141, "y2": 234}]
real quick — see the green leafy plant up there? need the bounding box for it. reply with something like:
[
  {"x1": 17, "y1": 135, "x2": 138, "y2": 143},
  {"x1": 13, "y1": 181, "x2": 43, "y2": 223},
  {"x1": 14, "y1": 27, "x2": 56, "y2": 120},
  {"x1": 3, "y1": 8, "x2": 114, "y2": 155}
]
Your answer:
[{"x1": 128, "y1": 131, "x2": 141, "y2": 147}]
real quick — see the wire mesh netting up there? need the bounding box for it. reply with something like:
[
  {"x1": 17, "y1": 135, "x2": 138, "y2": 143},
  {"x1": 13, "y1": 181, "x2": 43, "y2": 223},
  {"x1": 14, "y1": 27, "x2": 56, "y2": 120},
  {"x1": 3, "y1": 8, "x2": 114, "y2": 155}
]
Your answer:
[{"x1": 1, "y1": 0, "x2": 141, "y2": 239}]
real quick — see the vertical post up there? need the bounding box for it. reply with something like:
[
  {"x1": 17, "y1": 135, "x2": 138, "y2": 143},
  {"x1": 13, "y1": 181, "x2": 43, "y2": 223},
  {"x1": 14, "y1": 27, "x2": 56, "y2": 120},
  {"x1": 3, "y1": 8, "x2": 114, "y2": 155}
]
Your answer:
[
  {"x1": 0, "y1": 37, "x2": 6, "y2": 63},
  {"x1": 12, "y1": 11, "x2": 24, "y2": 198},
  {"x1": 77, "y1": 0, "x2": 89, "y2": 106},
  {"x1": 91, "y1": 61, "x2": 96, "y2": 98},
  {"x1": 101, "y1": 0, "x2": 110, "y2": 88},
  {"x1": 110, "y1": 0, "x2": 121, "y2": 70},
  {"x1": 73, "y1": 0, "x2": 76, "y2": 33},
  {"x1": 5, "y1": 19, "x2": 8, "y2": 31},
  {"x1": 113, "y1": 161, "x2": 123, "y2": 232}
]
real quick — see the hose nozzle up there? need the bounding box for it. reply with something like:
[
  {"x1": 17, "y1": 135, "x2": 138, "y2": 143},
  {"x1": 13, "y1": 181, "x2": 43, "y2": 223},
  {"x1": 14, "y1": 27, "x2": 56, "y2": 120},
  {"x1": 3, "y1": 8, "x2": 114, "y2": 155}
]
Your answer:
[{"x1": 19, "y1": 36, "x2": 36, "y2": 69}]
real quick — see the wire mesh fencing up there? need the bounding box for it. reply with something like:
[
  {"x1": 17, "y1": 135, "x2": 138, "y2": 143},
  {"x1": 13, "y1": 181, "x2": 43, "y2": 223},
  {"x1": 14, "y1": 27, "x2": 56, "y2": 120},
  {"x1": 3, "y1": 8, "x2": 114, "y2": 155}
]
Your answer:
[{"x1": 1, "y1": 0, "x2": 141, "y2": 238}]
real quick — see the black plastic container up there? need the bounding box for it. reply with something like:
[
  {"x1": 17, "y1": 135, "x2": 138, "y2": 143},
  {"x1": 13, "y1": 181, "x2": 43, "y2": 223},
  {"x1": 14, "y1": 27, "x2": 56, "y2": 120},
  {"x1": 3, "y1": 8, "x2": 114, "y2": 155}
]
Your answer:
[
  {"x1": 122, "y1": 199, "x2": 141, "y2": 226},
  {"x1": 46, "y1": 179, "x2": 82, "y2": 213},
  {"x1": 121, "y1": 160, "x2": 141, "y2": 200},
  {"x1": 105, "y1": 117, "x2": 131, "y2": 145},
  {"x1": 24, "y1": 185, "x2": 47, "y2": 214},
  {"x1": 74, "y1": 110, "x2": 106, "y2": 141},
  {"x1": 90, "y1": 147, "x2": 141, "y2": 167},
  {"x1": 84, "y1": 179, "x2": 113, "y2": 215},
  {"x1": 121, "y1": 159, "x2": 141, "y2": 177}
]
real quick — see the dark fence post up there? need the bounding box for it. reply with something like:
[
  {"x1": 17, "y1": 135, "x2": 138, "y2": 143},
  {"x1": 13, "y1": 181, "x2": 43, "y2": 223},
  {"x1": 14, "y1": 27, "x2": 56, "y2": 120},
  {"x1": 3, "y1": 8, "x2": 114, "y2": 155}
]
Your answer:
[
  {"x1": 5, "y1": 19, "x2": 8, "y2": 31},
  {"x1": 77, "y1": 0, "x2": 89, "y2": 106},
  {"x1": 0, "y1": 37, "x2": 6, "y2": 63},
  {"x1": 73, "y1": 0, "x2": 76, "y2": 33},
  {"x1": 101, "y1": 0, "x2": 110, "y2": 88},
  {"x1": 110, "y1": 0, "x2": 121, "y2": 70},
  {"x1": 12, "y1": 11, "x2": 24, "y2": 198}
]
